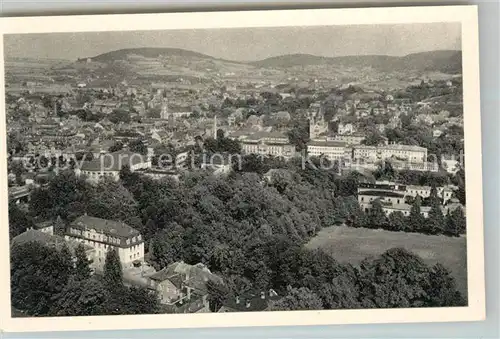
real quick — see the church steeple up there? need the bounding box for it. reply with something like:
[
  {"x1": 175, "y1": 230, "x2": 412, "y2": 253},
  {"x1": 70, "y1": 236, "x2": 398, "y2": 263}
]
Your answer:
[{"x1": 309, "y1": 116, "x2": 315, "y2": 140}]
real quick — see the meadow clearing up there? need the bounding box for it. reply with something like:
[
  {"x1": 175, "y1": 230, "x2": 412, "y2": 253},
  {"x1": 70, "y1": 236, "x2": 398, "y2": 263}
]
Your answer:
[{"x1": 305, "y1": 225, "x2": 468, "y2": 298}]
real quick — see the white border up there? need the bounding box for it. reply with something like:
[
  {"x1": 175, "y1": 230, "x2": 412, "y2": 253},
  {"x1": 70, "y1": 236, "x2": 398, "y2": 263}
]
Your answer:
[{"x1": 0, "y1": 5, "x2": 484, "y2": 333}]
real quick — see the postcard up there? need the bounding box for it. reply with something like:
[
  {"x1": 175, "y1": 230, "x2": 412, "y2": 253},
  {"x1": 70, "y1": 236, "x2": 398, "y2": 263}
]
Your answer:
[{"x1": 0, "y1": 5, "x2": 484, "y2": 332}]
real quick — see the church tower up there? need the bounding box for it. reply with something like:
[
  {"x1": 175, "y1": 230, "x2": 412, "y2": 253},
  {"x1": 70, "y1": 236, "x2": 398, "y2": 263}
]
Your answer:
[{"x1": 309, "y1": 116, "x2": 315, "y2": 140}]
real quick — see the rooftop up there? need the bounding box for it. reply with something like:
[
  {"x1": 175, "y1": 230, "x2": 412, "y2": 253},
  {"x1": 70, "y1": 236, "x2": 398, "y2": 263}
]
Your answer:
[
  {"x1": 11, "y1": 229, "x2": 94, "y2": 253},
  {"x1": 70, "y1": 215, "x2": 141, "y2": 240},
  {"x1": 308, "y1": 140, "x2": 347, "y2": 148},
  {"x1": 221, "y1": 289, "x2": 280, "y2": 312},
  {"x1": 359, "y1": 190, "x2": 406, "y2": 198},
  {"x1": 80, "y1": 150, "x2": 148, "y2": 172},
  {"x1": 149, "y1": 261, "x2": 223, "y2": 293}
]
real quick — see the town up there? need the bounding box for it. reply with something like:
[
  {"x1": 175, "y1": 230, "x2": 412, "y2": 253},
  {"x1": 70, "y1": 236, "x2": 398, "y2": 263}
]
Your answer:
[{"x1": 7, "y1": 44, "x2": 467, "y2": 316}]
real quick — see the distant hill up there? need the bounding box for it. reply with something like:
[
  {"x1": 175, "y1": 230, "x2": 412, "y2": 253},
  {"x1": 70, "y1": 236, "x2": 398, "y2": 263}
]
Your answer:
[
  {"x1": 85, "y1": 47, "x2": 239, "y2": 64},
  {"x1": 251, "y1": 50, "x2": 462, "y2": 74}
]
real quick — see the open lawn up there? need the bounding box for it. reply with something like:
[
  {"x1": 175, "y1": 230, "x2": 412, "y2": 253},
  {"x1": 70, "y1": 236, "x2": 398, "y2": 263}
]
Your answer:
[{"x1": 306, "y1": 226, "x2": 467, "y2": 298}]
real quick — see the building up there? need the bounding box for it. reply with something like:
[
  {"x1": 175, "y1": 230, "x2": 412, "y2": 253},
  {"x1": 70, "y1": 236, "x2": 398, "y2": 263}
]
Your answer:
[
  {"x1": 218, "y1": 289, "x2": 280, "y2": 312},
  {"x1": 328, "y1": 133, "x2": 365, "y2": 145},
  {"x1": 12, "y1": 229, "x2": 97, "y2": 271},
  {"x1": 29, "y1": 220, "x2": 55, "y2": 235},
  {"x1": 77, "y1": 150, "x2": 151, "y2": 183},
  {"x1": 307, "y1": 139, "x2": 347, "y2": 162},
  {"x1": 353, "y1": 144, "x2": 428, "y2": 163},
  {"x1": 239, "y1": 132, "x2": 296, "y2": 159},
  {"x1": 147, "y1": 261, "x2": 223, "y2": 313},
  {"x1": 65, "y1": 215, "x2": 144, "y2": 270},
  {"x1": 357, "y1": 182, "x2": 454, "y2": 217},
  {"x1": 161, "y1": 103, "x2": 192, "y2": 120}
]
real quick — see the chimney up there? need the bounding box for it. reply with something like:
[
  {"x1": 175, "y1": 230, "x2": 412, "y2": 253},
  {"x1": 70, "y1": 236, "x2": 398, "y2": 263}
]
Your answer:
[
  {"x1": 246, "y1": 300, "x2": 251, "y2": 308},
  {"x1": 235, "y1": 296, "x2": 240, "y2": 304},
  {"x1": 260, "y1": 291, "x2": 265, "y2": 299}
]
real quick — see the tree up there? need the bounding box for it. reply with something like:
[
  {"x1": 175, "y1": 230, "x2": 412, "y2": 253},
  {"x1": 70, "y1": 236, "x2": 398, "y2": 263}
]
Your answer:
[
  {"x1": 357, "y1": 248, "x2": 431, "y2": 308},
  {"x1": 86, "y1": 179, "x2": 141, "y2": 229},
  {"x1": 362, "y1": 129, "x2": 385, "y2": 146},
  {"x1": 8, "y1": 201, "x2": 34, "y2": 239},
  {"x1": 268, "y1": 286, "x2": 323, "y2": 311},
  {"x1": 287, "y1": 120, "x2": 310, "y2": 151},
  {"x1": 426, "y1": 263, "x2": 465, "y2": 306},
  {"x1": 388, "y1": 211, "x2": 406, "y2": 232},
  {"x1": 103, "y1": 248, "x2": 123, "y2": 289},
  {"x1": 207, "y1": 280, "x2": 230, "y2": 312},
  {"x1": 30, "y1": 170, "x2": 93, "y2": 222},
  {"x1": 427, "y1": 196, "x2": 445, "y2": 235},
  {"x1": 444, "y1": 208, "x2": 466, "y2": 237},
  {"x1": 118, "y1": 286, "x2": 160, "y2": 315},
  {"x1": 319, "y1": 275, "x2": 361, "y2": 309},
  {"x1": 407, "y1": 196, "x2": 425, "y2": 233},
  {"x1": 10, "y1": 242, "x2": 73, "y2": 315},
  {"x1": 109, "y1": 141, "x2": 124, "y2": 153},
  {"x1": 51, "y1": 277, "x2": 110, "y2": 316},
  {"x1": 74, "y1": 243, "x2": 92, "y2": 280},
  {"x1": 128, "y1": 139, "x2": 148, "y2": 155},
  {"x1": 367, "y1": 199, "x2": 389, "y2": 229}
]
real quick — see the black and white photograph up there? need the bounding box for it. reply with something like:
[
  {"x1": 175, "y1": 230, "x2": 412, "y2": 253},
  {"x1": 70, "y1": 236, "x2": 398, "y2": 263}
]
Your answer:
[{"x1": 0, "y1": 5, "x2": 484, "y2": 332}]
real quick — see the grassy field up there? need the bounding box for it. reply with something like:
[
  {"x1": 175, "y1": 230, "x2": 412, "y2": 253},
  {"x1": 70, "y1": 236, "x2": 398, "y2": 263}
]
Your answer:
[{"x1": 305, "y1": 226, "x2": 467, "y2": 297}]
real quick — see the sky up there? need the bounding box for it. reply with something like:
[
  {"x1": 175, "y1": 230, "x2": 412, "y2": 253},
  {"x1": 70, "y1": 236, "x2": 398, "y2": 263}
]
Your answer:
[{"x1": 4, "y1": 23, "x2": 461, "y2": 62}]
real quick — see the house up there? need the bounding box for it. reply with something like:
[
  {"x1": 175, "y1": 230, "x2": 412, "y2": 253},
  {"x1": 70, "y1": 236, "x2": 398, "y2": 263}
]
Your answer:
[
  {"x1": 12, "y1": 229, "x2": 96, "y2": 271},
  {"x1": 29, "y1": 220, "x2": 56, "y2": 235},
  {"x1": 77, "y1": 149, "x2": 151, "y2": 183},
  {"x1": 65, "y1": 215, "x2": 144, "y2": 271},
  {"x1": 218, "y1": 289, "x2": 280, "y2": 312},
  {"x1": 147, "y1": 261, "x2": 223, "y2": 312}
]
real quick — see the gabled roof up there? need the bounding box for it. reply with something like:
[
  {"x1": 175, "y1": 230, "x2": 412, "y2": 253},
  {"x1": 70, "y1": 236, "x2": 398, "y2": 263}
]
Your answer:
[
  {"x1": 12, "y1": 229, "x2": 93, "y2": 253},
  {"x1": 70, "y1": 215, "x2": 140, "y2": 240}
]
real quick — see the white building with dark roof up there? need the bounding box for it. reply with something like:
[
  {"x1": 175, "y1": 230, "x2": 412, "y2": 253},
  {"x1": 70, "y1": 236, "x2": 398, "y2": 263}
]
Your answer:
[
  {"x1": 307, "y1": 139, "x2": 347, "y2": 161},
  {"x1": 77, "y1": 150, "x2": 151, "y2": 183},
  {"x1": 65, "y1": 215, "x2": 144, "y2": 270}
]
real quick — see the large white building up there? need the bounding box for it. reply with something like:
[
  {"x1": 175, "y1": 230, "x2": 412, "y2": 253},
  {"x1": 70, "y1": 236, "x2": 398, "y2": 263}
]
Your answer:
[
  {"x1": 66, "y1": 215, "x2": 144, "y2": 270},
  {"x1": 77, "y1": 150, "x2": 151, "y2": 183},
  {"x1": 307, "y1": 140, "x2": 347, "y2": 162},
  {"x1": 353, "y1": 144, "x2": 428, "y2": 163},
  {"x1": 238, "y1": 131, "x2": 296, "y2": 159}
]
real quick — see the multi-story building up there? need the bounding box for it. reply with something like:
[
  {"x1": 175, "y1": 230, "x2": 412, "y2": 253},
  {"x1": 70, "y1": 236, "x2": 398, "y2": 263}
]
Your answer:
[
  {"x1": 307, "y1": 139, "x2": 347, "y2": 162},
  {"x1": 240, "y1": 132, "x2": 296, "y2": 159},
  {"x1": 65, "y1": 215, "x2": 144, "y2": 270},
  {"x1": 353, "y1": 144, "x2": 428, "y2": 163},
  {"x1": 77, "y1": 149, "x2": 151, "y2": 183}
]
